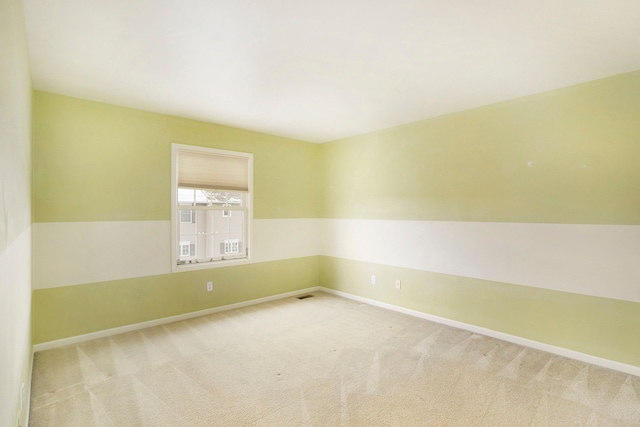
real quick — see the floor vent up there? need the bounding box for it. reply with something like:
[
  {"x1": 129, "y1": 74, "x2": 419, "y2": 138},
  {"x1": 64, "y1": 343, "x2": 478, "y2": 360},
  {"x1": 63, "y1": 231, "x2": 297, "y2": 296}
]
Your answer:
[{"x1": 297, "y1": 295, "x2": 314, "y2": 300}]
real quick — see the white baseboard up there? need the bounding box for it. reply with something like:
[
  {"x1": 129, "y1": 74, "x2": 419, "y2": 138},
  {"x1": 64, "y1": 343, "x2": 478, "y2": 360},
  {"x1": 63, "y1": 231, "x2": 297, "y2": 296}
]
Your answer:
[
  {"x1": 320, "y1": 287, "x2": 640, "y2": 378},
  {"x1": 24, "y1": 349, "x2": 33, "y2": 427},
  {"x1": 32, "y1": 285, "x2": 640, "y2": 378},
  {"x1": 33, "y1": 287, "x2": 322, "y2": 352}
]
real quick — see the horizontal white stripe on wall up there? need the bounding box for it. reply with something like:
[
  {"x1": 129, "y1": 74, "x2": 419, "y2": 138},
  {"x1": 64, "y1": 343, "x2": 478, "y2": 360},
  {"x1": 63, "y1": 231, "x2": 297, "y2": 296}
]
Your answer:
[
  {"x1": 33, "y1": 221, "x2": 172, "y2": 289},
  {"x1": 32, "y1": 219, "x2": 640, "y2": 303},
  {"x1": 321, "y1": 219, "x2": 640, "y2": 304},
  {"x1": 33, "y1": 219, "x2": 322, "y2": 289},
  {"x1": 251, "y1": 219, "x2": 322, "y2": 263}
]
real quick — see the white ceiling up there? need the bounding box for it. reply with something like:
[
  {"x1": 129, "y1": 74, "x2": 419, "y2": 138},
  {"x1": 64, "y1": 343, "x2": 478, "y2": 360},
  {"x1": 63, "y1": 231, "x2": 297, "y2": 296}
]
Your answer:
[{"x1": 23, "y1": 0, "x2": 640, "y2": 143}]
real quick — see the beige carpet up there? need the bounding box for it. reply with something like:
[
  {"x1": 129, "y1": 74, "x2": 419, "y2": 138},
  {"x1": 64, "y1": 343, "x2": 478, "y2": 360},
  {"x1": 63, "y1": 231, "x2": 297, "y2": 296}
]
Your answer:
[{"x1": 30, "y1": 292, "x2": 640, "y2": 426}]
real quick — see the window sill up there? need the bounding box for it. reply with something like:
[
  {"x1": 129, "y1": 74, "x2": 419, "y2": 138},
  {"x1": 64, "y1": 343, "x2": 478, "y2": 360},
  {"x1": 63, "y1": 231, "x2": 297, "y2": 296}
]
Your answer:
[{"x1": 172, "y1": 256, "x2": 251, "y2": 273}]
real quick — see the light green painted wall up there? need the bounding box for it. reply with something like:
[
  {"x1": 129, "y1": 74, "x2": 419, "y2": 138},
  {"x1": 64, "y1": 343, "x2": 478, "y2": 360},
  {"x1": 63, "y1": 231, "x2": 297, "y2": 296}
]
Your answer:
[
  {"x1": 33, "y1": 91, "x2": 321, "y2": 222},
  {"x1": 30, "y1": 70, "x2": 640, "y2": 373},
  {"x1": 1, "y1": 4, "x2": 32, "y2": 251},
  {"x1": 320, "y1": 257, "x2": 640, "y2": 367},
  {"x1": 0, "y1": 0, "x2": 32, "y2": 425},
  {"x1": 31, "y1": 91, "x2": 323, "y2": 346},
  {"x1": 32, "y1": 256, "x2": 320, "y2": 344},
  {"x1": 317, "y1": 72, "x2": 640, "y2": 368},
  {"x1": 320, "y1": 71, "x2": 640, "y2": 224},
  {"x1": 31, "y1": 92, "x2": 323, "y2": 346}
]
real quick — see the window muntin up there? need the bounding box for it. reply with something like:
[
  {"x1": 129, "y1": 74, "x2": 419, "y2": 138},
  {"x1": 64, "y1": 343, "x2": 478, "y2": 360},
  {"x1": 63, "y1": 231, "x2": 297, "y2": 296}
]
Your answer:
[{"x1": 172, "y1": 144, "x2": 252, "y2": 271}]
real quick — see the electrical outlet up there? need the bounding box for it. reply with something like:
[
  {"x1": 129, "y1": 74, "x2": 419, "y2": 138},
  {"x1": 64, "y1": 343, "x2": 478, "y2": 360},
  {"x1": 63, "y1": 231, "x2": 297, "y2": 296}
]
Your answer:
[
  {"x1": 371, "y1": 275, "x2": 376, "y2": 285},
  {"x1": 395, "y1": 279, "x2": 401, "y2": 289},
  {"x1": 20, "y1": 383, "x2": 24, "y2": 411},
  {"x1": 206, "y1": 282, "x2": 213, "y2": 291}
]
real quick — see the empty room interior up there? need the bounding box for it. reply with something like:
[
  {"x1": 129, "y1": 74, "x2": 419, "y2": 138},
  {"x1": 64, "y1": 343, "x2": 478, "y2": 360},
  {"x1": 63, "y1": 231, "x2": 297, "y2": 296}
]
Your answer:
[{"x1": 2, "y1": 0, "x2": 640, "y2": 425}]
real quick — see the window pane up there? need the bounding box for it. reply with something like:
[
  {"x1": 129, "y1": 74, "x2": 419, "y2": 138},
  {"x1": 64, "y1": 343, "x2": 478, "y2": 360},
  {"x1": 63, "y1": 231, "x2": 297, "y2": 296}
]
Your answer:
[
  {"x1": 178, "y1": 235, "x2": 196, "y2": 260},
  {"x1": 212, "y1": 210, "x2": 245, "y2": 258},
  {"x1": 178, "y1": 189, "x2": 243, "y2": 206},
  {"x1": 178, "y1": 189, "x2": 196, "y2": 204},
  {"x1": 198, "y1": 190, "x2": 243, "y2": 205},
  {"x1": 179, "y1": 209, "x2": 245, "y2": 260}
]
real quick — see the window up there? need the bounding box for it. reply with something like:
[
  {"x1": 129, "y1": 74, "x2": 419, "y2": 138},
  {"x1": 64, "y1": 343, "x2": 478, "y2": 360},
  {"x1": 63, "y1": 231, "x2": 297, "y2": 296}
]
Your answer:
[
  {"x1": 172, "y1": 144, "x2": 252, "y2": 271},
  {"x1": 223, "y1": 239, "x2": 240, "y2": 255},
  {"x1": 179, "y1": 241, "x2": 194, "y2": 258},
  {"x1": 180, "y1": 210, "x2": 195, "y2": 223}
]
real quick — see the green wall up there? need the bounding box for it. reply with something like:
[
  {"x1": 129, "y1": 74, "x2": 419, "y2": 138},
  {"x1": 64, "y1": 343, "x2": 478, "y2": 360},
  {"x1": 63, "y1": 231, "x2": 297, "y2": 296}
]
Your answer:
[
  {"x1": 318, "y1": 71, "x2": 640, "y2": 367},
  {"x1": 0, "y1": 0, "x2": 32, "y2": 425},
  {"x1": 320, "y1": 257, "x2": 640, "y2": 367},
  {"x1": 32, "y1": 92, "x2": 323, "y2": 344},
  {"x1": 31, "y1": 72, "x2": 640, "y2": 370},
  {"x1": 33, "y1": 257, "x2": 320, "y2": 343},
  {"x1": 33, "y1": 91, "x2": 321, "y2": 222},
  {"x1": 320, "y1": 71, "x2": 640, "y2": 224}
]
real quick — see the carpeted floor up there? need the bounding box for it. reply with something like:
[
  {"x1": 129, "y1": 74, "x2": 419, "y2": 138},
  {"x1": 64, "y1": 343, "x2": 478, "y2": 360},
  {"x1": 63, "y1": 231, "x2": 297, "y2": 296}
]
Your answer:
[{"x1": 30, "y1": 292, "x2": 640, "y2": 426}]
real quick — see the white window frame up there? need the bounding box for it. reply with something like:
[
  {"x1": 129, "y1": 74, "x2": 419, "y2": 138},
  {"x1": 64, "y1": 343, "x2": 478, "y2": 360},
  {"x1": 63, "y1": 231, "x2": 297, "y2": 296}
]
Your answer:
[{"x1": 171, "y1": 143, "x2": 252, "y2": 272}]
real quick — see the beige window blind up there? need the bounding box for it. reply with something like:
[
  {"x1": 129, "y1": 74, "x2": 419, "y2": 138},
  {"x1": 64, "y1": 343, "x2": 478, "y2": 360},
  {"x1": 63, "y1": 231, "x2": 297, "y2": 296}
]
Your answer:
[{"x1": 177, "y1": 150, "x2": 249, "y2": 192}]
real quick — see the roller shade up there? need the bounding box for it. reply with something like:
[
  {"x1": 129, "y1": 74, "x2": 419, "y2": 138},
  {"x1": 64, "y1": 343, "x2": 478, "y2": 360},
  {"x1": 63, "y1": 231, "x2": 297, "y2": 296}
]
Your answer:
[{"x1": 178, "y1": 150, "x2": 249, "y2": 192}]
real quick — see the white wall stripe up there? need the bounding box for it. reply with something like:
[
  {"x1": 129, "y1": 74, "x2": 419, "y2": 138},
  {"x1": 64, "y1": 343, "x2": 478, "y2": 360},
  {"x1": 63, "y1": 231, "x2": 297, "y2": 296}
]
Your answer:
[
  {"x1": 32, "y1": 219, "x2": 323, "y2": 289},
  {"x1": 251, "y1": 218, "x2": 322, "y2": 263},
  {"x1": 321, "y1": 219, "x2": 640, "y2": 303},
  {"x1": 33, "y1": 221, "x2": 172, "y2": 289},
  {"x1": 33, "y1": 219, "x2": 640, "y2": 305}
]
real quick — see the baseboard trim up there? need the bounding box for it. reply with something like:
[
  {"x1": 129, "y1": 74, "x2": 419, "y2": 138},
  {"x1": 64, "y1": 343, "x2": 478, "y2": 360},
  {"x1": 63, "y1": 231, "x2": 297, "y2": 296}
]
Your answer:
[
  {"x1": 32, "y1": 285, "x2": 640, "y2": 378},
  {"x1": 33, "y1": 287, "x2": 322, "y2": 352},
  {"x1": 320, "y1": 287, "x2": 640, "y2": 377},
  {"x1": 25, "y1": 348, "x2": 33, "y2": 427}
]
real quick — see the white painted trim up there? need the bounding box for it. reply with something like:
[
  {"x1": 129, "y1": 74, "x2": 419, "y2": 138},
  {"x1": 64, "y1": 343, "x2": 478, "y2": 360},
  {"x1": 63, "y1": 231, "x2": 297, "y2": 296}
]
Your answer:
[
  {"x1": 33, "y1": 287, "x2": 321, "y2": 352},
  {"x1": 320, "y1": 288, "x2": 640, "y2": 378},
  {"x1": 25, "y1": 349, "x2": 33, "y2": 427}
]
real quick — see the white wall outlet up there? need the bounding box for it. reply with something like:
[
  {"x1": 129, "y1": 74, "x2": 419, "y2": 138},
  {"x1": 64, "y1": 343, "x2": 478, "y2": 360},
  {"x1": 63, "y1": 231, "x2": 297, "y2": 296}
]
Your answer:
[
  {"x1": 395, "y1": 279, "x2": 402, "y2": 289},
  {"x1": 20, "y1": 383, "x2": 24, "y2": 410},
  {"x1": 371, "y1": 275, "x2": 376, "y2": 285},
  {"x1": 206, "y1": 282, "x2": 213, "y2": 291}
]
